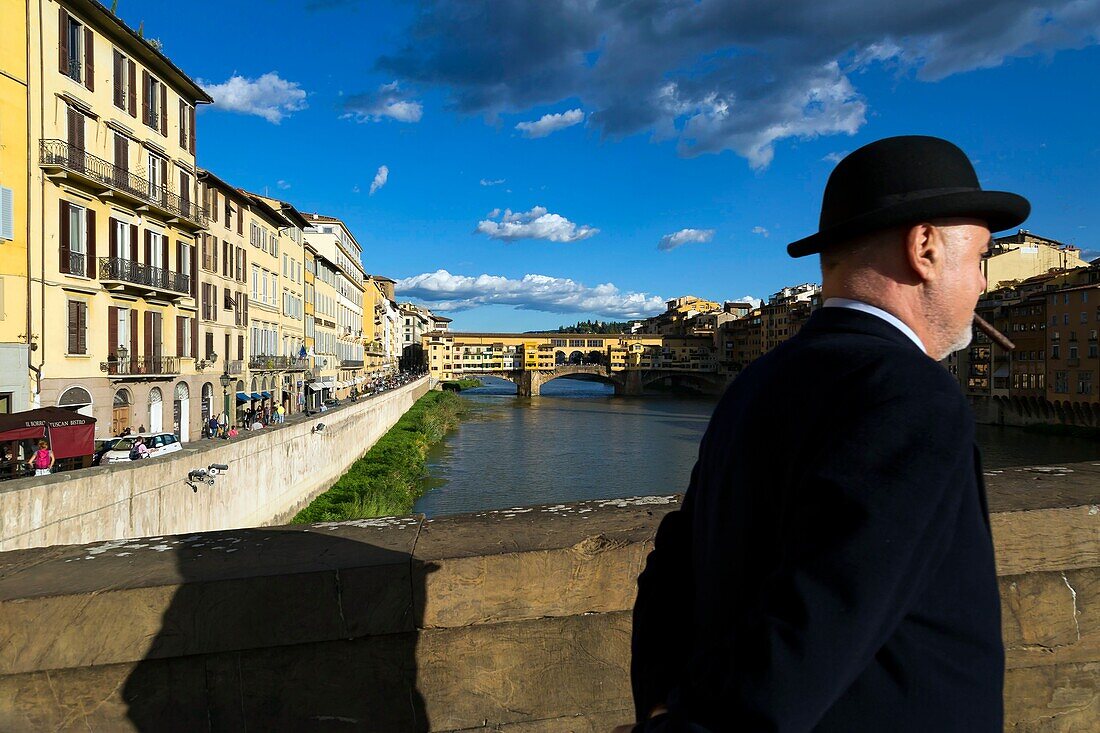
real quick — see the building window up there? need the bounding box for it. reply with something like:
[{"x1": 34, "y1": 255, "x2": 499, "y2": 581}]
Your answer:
[
  {"x1": 67, "y1": 300, "x2": 87, "y2": 354},
  {"x1": 0, "y1": 185, "x2": 14, "y2": 241},
  {"x1": 1054, "y1": 370, "x2": 1069, "y2": 394},
  {"x1": 1078, "y1": 371, "x2": 1093, "y2": 395}
]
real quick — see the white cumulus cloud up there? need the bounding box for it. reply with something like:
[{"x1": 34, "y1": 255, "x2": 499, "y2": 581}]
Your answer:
[
  {"x1": 396, "y1": 269, "x2": 665, "y2": 318},
  {"x1": 476, "y1": 206, "x2": 598, "y2": 243},
  {"x1": 752, "y1": 226, "x2": 770, "y2": 237},
  {"x1": 658, "y1": 228, "x2": 715, "y2": 252},
  {"x1": 198, "y1": 72, "x2": 307, "y2": 124},
  {"x1": 733, "y1": 294, "x2": 763, "y2": 309},
  {"x1": 369, "y1": 165, "x2": 389, "y2": 195},
  {"x1": 342, "y1": 81, "x2": 423, "y2": 123},
  {"x1": 480, "y1": 178, "x2": 506, "y2": 186},
  {"x1": 515, "y1": 109, "x2": 584, "y2": 138}
]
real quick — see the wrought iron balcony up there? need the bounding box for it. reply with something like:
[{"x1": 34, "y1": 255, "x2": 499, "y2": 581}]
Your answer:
[
  {"x1": 39, "y1": 140, "x2": 206, "y2": 228},
  {"x1": 62, "y1": 251, "x2": 87, "y2": 277},
  {"x1": 341, "y1": 359, "x2": 364, "y2": 369},
  {"x1": 101, "y1": 356, "x2": 180, "y2": 378},
  {"x1": 65, "y1": 58, "x2": 82, "y2": 82},
  {"x1": 249, "y1": 355, "x2": 308, "y2": 371},
  {"x1": 99, "y1": 256, "x2": 191, "y2": 296},
  {"x1": 224, "y1": 359, "x2": 244, "y2": 376}
]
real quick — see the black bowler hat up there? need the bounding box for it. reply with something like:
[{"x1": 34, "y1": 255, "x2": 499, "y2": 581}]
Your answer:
[{"x1": 787, "y1": 135, "x2": 1030, "y2": 258}]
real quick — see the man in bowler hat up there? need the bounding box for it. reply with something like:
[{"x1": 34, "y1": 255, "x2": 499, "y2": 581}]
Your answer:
[{"x1": 624, "y1": 136, "x2": 1029, "y2": 732}]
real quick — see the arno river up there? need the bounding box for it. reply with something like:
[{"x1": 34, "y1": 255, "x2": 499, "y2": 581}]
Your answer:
[{"x1": 412, "y1": 377, "x2": 1100, "y2": 518}]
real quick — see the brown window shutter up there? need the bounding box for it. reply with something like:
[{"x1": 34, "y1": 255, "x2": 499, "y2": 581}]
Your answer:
[
  {"x1": 192, "y1": 316, "x2": 198, "y2": 358},
  {"x1": 144, "y1": 229, "x2": 151, "y2": 264},
  {"x1": 191, "y1": 242, "x2": 198, "y2": 297},
  {"x1": 154, "y1": 313, "x2": 163, "y2": 358},
  {"x1": 237, "y1": 207, "x2": 243, "y2": 235},
  {"x1": 59, "y1": 9, "x2": 69, "y2": 75},
  {"x1": 67, "y1": 299, "x2": 79, "y2": 352},
  {"x1": 175, "y1": 239, "x2": 182, "y2": 275},
  {"x1": 128, "y1": 60, "x2": 137, "y2": 117},
  {"x1": 212, "y1": 189, "x2": 219, "y2": 220},
  {"x1": 85, "y1": 208, "x2": 96, "y2": 278},
  {"x1": 108, "y1": 306, "x2": 118, "y2": 357},
  {"x1": 206, "y1": 331, "x2": 214, "y2": 359},
  {"x1": 59, "y1": 201, "x2": 71, "y2": 274},
  {"x1": 213, "y1": 286, "x2": 218, "y2": 321},
  {"x1": 113, "y1": 51, "x2": 123, "y2": 107},
  {"x1": 141, "y1": 70, "x2": 149, "y2": 125},
  {"x1": 179, "y1": 99, "x2": 186, "y2": 148},
  {"x1": 237, "y1": 334, "x2": 244, "y2": 361},
  {"x1": 79, "y1": 303, "x2": 87, "y2": 354},
  {"x1": 83, "y1": 27, "x2": 94, "y2": 91},
  {"x1": 144, "y1": 311, "x2": 152, "y2": 357},
  {"x1": 160, "y1": 85, "x2": 167, "y2": 137},
  {"x1": 225, "y1": 201, "x2": 230, "y2": 229},
  {"x1": 109, "y1": 216, "x2": 118, "y2": 257},
  {"x1": 130, "y1": 224, "x2": 138, "y2": 261},
  {"x1": 161, "y1": 238, "x2": 168, "y2": 271},
  {"x1": 241, "y1": 250, "x2": 247, "y2": 282},
  {"x1": 212, "y1": 236, "x2": 218, "y2": 271},
  {"x1": 189, "y1": 105, "x2": 196, "y2": 155},
  {"x1": 130, "y1": 308, "x2": 138, "y2": 357},
  {"x1": 161, "y1": 159, "x2": 168, "y2": 194},
  {"x1": 176, "y1": 316, "x2": 184, "y2": 356}
]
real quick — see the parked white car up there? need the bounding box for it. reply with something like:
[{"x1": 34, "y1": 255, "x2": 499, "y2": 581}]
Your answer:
[{"x1": 103, "y1": 433, "x2": 183, "y2": 464}]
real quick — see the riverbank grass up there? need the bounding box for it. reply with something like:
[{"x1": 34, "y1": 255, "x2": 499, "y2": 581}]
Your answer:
[
  {"x1": 442, "y1": 378, "x2": 482, "y2": 391},
  {"x1": 291, "y1": 391, "x2": 468, "y2": 523}
]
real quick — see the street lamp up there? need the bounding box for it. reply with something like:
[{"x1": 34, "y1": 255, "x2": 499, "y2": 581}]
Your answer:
[{"x1": 219, "y1": 369, "x2": 232, "y2": 429}]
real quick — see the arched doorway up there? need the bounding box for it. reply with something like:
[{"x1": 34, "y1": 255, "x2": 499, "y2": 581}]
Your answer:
[
  {"x1": 173, "y1": 381, "x2": 190, "y2": 442},
  {"x1": 568, "y1": 351, "x2": 584, "y2": 365},
  {"x1": 58, "y1": 386, "x2": 93, "y2": 418},
  {"x1": 148, "y1": 387, "x2": 163, "y2": 433},
  {"x1": 555, "y1": 351, "x2": 567, "y2": 366},
  {"x1": 112, "y1": 389, "x2": 132, "y2": 436},
  {"x1": 201, "y1": 383, "x2": 214, "y2": 425}
]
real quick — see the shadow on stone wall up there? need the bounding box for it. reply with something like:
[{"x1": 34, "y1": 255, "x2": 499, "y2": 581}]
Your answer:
[{"x1": 119, "y1": 524, "x2": 436, "y2": 731}]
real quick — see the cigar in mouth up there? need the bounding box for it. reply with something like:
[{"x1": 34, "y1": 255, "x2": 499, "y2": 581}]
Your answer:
[{"x1": 973, "y1": 313, "x2": 1015, "y2": 351}]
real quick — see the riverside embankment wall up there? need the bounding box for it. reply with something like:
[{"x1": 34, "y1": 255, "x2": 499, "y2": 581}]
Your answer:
[
  {"x1": 0, "y1": 378, "x2": 429, "y2": 551},
  {"x1": 0, "y1": 460, "x2": 1097, "y2": 731}
]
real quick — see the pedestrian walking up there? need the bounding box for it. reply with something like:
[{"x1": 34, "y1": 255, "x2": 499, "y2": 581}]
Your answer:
[{"x1": 625, "y1": 136, "x2": 1029, "y2": 732}]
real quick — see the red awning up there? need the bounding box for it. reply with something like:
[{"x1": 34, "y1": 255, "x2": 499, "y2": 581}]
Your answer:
[{"x1": 0, "y1": 407, "x2": 97, "y2": 459}]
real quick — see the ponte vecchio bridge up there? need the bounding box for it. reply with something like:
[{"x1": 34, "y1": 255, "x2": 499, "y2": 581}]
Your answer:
[{"x1": 422, "y1": 332, "x2": 730, "y2": 396}]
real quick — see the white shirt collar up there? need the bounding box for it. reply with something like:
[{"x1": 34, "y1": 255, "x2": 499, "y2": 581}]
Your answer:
[{"x1": 823, "y1": 297, "x2": 927, "y2": 354}]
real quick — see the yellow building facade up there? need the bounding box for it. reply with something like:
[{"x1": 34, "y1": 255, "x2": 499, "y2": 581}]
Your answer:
[
  {"x1": 423, "y1": 332, "x2": 716, "y2": 381},
  {"x1": 983, "y1": 231, "x2": 1088, "y2": 291},
  {"x1": 28, "y1": 0, "x2": 212, "y2": 439},
  {"x1": 194, "y1": 169, "x2": 250, "y2": 424},
  {"x1": 0, "y1": 0, "x2": 31, "y2": 413}
]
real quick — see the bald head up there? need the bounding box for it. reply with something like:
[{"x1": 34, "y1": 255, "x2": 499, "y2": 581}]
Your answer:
[{"x1": 819, "y1": 219, "x2": 991, "y2": 360}]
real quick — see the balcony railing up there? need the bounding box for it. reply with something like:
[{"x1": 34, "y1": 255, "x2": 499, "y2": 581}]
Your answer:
[
  {"x1": 249, "y1": 355, "x2": 308, "y2": 371},
  {"x1": 99, "y1": 256, "x2": 191, "y2": 295},
  {"x1": 225, "y1": 359, "x2": 244, "y2": 375},
  {"x1": 103, "y1": 356, "x2": 180, "y2": 377},
  {"x1": 146, "y1": 107, "x2": 160, "y2": 129},
  {"x1": 65, "y1": 58, "x2": 82, "y2": 82},
  {"x1": 341, "y1": 359, "x2": 364, "y2": 369},
  {"x1": 39, "y1": 140, "x2": 206, "y2": 227},
  {"x1": 62, "y1": 251, "x2": 87, "y2": 277}
]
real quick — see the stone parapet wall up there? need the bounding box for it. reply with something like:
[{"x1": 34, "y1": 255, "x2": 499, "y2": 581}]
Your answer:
[
  {"x1": 0, "y1": 462, "x2": 1097, "y2": 731},
  {"x1": 0, "y1": 378, "x2": 429, "y2": 551}
]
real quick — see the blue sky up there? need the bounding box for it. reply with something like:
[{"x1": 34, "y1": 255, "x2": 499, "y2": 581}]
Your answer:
[{"x1": 117, "y1": 0, "x2": 1100, "y2": 332}]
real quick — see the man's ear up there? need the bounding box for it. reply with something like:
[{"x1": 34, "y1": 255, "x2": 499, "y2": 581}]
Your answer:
[{"x1": 904, "y1": 223, "x2": 942, "y2": 284}]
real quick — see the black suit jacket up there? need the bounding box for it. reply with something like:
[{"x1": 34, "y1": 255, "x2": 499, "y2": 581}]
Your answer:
[{"x1": 631, "y1": 306, "x2": 1003, "y2": 732}]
